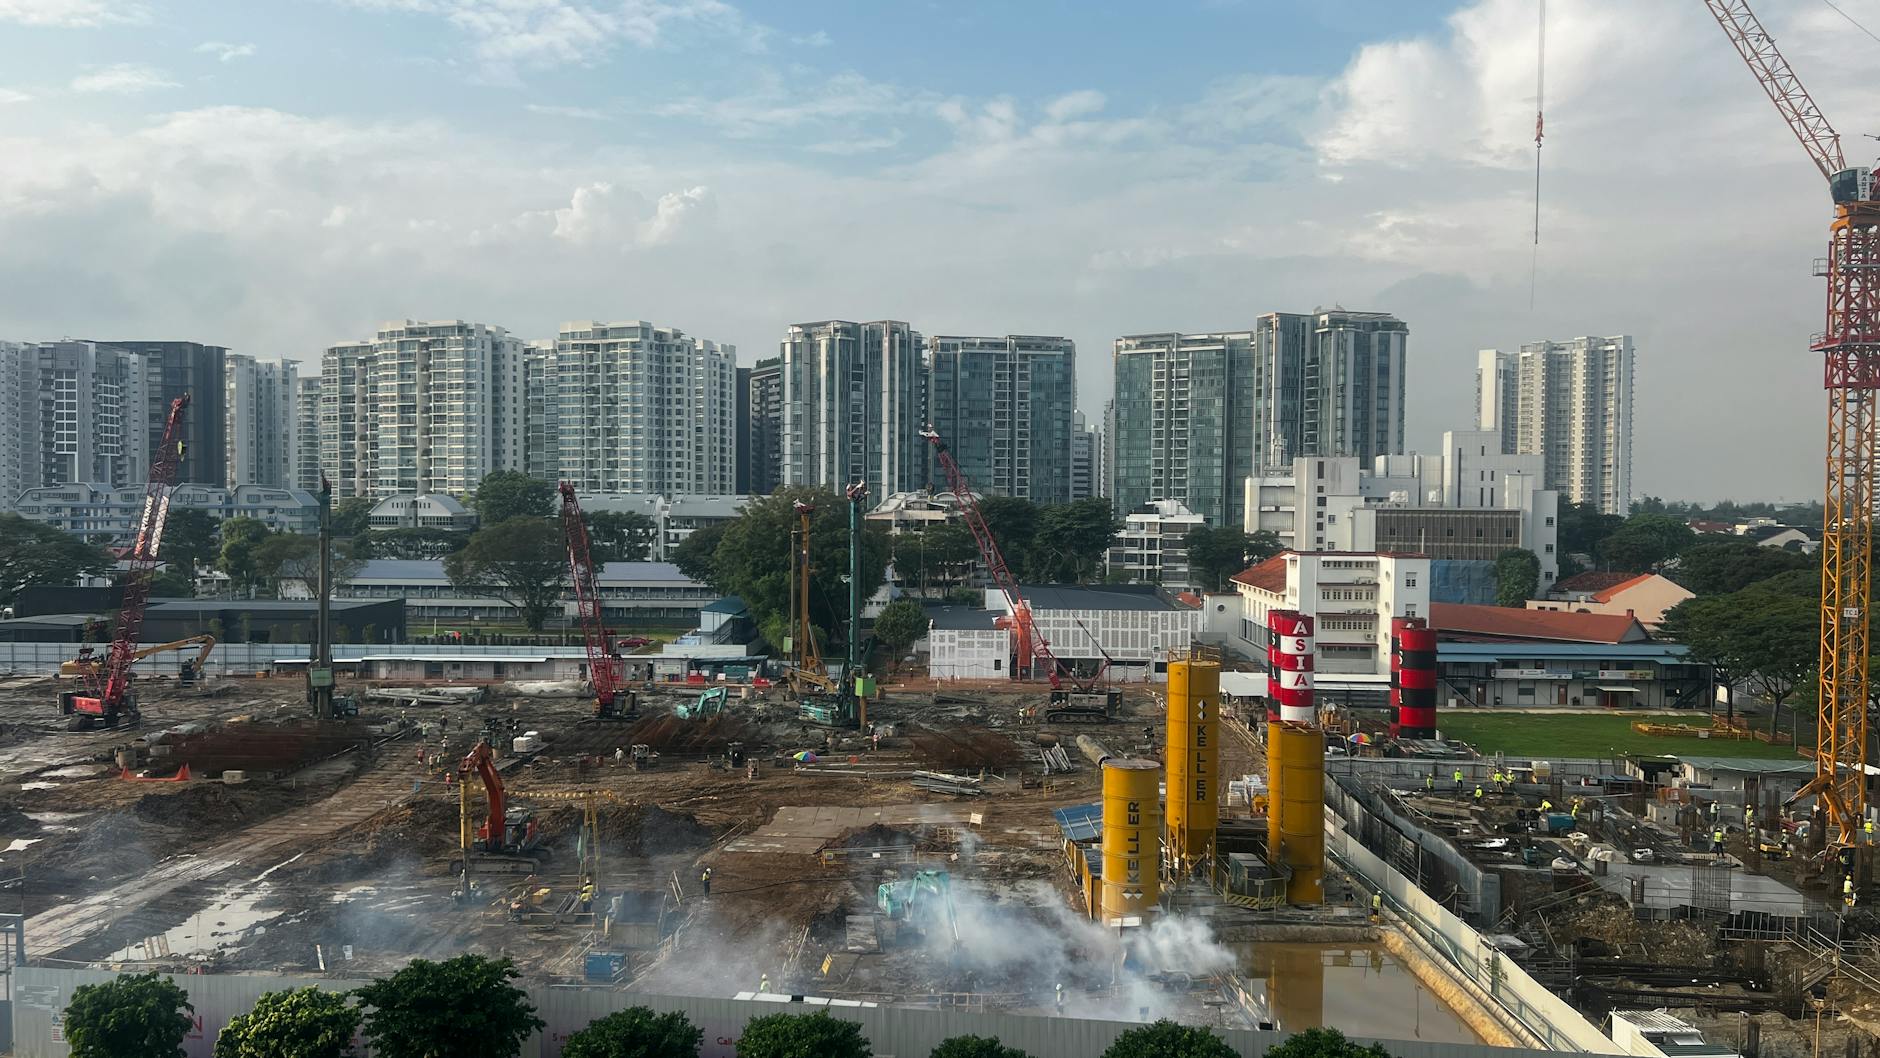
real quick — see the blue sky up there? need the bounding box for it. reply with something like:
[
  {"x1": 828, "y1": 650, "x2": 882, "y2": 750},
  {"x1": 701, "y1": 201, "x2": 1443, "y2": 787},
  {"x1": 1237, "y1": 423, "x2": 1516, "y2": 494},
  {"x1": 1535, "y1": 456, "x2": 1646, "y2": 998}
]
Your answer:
[{"x1": 1, "y1": 0, "x2": 1876, "y2": 501}]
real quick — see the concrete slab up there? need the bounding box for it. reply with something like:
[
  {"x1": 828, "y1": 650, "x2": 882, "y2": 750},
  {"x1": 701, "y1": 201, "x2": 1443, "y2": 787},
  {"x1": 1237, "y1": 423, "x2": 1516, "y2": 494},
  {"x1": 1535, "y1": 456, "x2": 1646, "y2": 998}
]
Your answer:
[{"x1": 1594, "y1": 859, "x2": 1815, "y2": 916}]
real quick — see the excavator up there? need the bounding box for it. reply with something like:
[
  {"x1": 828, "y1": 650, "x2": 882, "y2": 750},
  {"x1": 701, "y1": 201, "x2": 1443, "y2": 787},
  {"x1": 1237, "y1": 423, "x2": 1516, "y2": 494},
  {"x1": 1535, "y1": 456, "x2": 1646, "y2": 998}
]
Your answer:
[
  {"x1": 60, "y1": 635, "x2": 215, "y2": 687},
  {"x1": 877, "y1": 869, "x2": 960, "y2": 945},
  {"x1": 460, "y1": 740, "x2": 542, "y2": 857}
]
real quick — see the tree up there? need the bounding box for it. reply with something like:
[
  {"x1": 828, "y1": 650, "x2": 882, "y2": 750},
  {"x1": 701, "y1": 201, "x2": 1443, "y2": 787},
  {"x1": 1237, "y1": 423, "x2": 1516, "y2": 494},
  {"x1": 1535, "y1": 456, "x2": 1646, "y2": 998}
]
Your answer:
[
  {"x1": 561, "y1": 1006, "x2": 702, "y2": 1058},
  {"x1": 473, "y1": 470, "x2": 555, "y2": 527},
  {"x1": 1662, "y1": 588, "x2": 1816, "y2": 730},
  {"x1": 353, "y1": 955, "x2": 543, "y2": 1058},
  {"x1": 976, "y1": 495, "x2": 1039, "y2": 577},
  {"x1": 891, "y1": 523, "x2": 979, "y2": 597},
  {"x1": 1029, "y1": 498, "x2": 1118, "y2": 582},
  {"x1": 1672, "y1": 539, "x2": 1813, "y2": 596},
  {"x1": 358, "y1": 527, "x2": 470, "y2": 560},
  {"x1": 217, "y1": 517, "x2": 274, "y2": 593},
  {"x1": 1556, "y1": 501, "x2": 1626, "y2": 562},
  {"x1": 213, "y1": 986, "x2": 361, "y2": 1058},
  {"x1": 873, "y1": 599, "x2": 927, "y2": 669},
  {"x1": 671, "y1": 521, "x2": 729, "y2": 590},
  {"x1": 161, "y1": 507, "x2": 220, "y2": 580},
  {"x1": 256, "y1": 533, "x2": 364, "y2": 597},
  {"x1": 444, "y1": 518, "x2": 570, "y2": 631},
  {"x1": 1493, "y1": 548, "x2": 1541, "y2": 607},
  {"x1": 1183, "y1": 526, "x2": 1283, "y2": 592},
  {"x1": 63, "y1": 970, "x2": 194, "y2": 1058},
  {"x1": 331, "y1": 497, "x2": 375, "y2": 538},
  {"x1": 149, "y1": 570, "x2": 194, "y2": 597},
  {"x1": 930, "y1": 1036, "x2": 1031, "y2": 1058},
  {"x1": 735, "y1": 1011, "x2": 870, "y2": 1058},
  {"x1": 1597, "y1": 514, "x2": 1697, "y2": 574},
  {"x1": 1263, "y1": 1027, "x2": 1395, "y2": 1058},
  {"x1": 587, "y1": 510, "x2": 659, "y2": 564},
  {"x1": 0, "y1": 513, "x2": 114, "y2": 607},
  {"x1": 705, "y1": 488, "x2": 890, "y2": 653},
  {"x1": 1098, "y1": 1019, "x2": 1235, "y2": 1058}
]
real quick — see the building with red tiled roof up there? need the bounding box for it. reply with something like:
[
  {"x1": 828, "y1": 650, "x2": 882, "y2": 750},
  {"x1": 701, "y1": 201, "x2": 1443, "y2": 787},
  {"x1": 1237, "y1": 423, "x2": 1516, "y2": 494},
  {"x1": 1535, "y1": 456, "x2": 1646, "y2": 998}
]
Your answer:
[
  {"x1": 1431, "y1": 602, "x2": 1650, "y2": 644},
  {"x1": 1528, "y1": 571, "x2": 1692, "y2": 629}
]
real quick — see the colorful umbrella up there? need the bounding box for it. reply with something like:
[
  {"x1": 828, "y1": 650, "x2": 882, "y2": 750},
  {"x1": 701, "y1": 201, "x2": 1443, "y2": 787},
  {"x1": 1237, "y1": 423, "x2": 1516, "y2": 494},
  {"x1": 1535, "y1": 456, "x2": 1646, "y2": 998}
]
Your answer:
[
  {"x1": 1347, "y1": 732, "x2": 1372, "y2": 744},
  {"x1": 793, "y1": 751, "x2": 818, "y2": 763}
]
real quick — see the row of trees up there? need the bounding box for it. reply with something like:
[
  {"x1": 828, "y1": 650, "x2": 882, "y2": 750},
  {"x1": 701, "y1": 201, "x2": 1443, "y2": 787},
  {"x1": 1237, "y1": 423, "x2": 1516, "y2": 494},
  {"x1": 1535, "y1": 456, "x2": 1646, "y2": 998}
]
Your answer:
[{"x1": 67, "y1": 961, "x2": 1393, "y2": 1058}]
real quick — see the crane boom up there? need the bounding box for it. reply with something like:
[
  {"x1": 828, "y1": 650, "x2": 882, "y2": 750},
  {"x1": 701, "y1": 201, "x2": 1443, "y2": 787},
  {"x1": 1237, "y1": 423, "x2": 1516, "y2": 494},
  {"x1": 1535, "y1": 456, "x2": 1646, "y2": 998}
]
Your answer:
[
  {"x1": 920, "y1": 426, "x2": 1060, "y2": 687},
  {"x1": 60, "y1": 395, "x2": 189, "y2": 729},
  {"x1": 1702, "y1": 1, "x2": 1844, "y2": 181},
  {"x1": 557, "y1": 482, "x2": 625, "y2": 718},
  {"x1": 1703, "y1": 0, "x2": 1876, "y2": 849}
]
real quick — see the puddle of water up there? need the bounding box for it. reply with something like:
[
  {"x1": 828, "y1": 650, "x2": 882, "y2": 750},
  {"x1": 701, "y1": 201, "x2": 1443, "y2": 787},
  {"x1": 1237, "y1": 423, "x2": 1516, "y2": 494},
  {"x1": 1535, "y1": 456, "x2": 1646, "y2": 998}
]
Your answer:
[
  {"x1": 109, "y1": 854, "x2": 307, "y2": 962},
  {"x1": 4, "y1": 838, "x2": 42, "y2": 852},
  {"x1": 42, "y1": 764, "x2": 110, "y2": 780},
  {"x1": 19, "y1": 782, "x2": 56, "y2": 791},
  {"x1": 25, "y1": 811, "x2": 88, "y2": 824},
  {"x1": 1235, "y1": 942, "x2": 1482, "y2": 1044}
]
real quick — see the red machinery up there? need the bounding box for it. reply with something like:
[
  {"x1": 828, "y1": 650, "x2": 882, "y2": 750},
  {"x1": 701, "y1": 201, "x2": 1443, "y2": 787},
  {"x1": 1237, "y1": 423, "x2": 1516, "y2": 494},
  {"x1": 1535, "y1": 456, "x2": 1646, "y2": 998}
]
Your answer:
[
  {"x1": 921, "y1": 427, "x2": 1119, "y2": 721},
  {"x1": 558, "y1": 482, "x2": 633, "y2": 719},
  {"x1": 60, "y1": 394, "x2": 189, "y2": 730},
  {"x1": 462, "y1": 740, "x2": 539, "y2": 855}
]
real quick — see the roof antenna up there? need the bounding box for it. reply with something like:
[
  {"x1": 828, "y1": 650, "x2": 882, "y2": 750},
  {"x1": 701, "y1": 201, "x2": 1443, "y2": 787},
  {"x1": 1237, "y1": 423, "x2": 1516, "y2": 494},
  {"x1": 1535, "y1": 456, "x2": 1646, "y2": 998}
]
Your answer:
[{"x1": 1530, "y1": 0, "x2": 1545, "y2": 311}]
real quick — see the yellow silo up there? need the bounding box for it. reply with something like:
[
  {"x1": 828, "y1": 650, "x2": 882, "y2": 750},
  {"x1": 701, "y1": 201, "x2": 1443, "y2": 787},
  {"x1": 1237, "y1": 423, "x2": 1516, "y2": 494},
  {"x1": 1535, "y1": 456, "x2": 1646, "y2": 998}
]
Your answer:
[
  {"x1": 1101, "y1": 757, "x2": 1162, "y2": 921},
  {"x1": 1265, "y1": 722, "x2": 1325, "y2": 904},
  {"x1": 1165, "y1": 656, "x2": 1221, "y2": 872}
]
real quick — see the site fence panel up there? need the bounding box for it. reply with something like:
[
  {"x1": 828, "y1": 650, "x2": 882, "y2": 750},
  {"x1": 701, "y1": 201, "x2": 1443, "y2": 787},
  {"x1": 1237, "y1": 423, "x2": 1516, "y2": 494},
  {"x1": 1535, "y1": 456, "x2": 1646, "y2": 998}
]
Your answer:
[{"x1": 11, "y1": 966, "x2": 1602, "y2": 1058}]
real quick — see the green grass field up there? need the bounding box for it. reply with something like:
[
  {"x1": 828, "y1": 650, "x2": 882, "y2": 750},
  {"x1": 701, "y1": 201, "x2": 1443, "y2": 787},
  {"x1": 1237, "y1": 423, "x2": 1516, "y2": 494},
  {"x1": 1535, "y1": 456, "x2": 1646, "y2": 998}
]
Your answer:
[{"x1": 1435, "y1": 711, "x2": 1804, "y2": 761}]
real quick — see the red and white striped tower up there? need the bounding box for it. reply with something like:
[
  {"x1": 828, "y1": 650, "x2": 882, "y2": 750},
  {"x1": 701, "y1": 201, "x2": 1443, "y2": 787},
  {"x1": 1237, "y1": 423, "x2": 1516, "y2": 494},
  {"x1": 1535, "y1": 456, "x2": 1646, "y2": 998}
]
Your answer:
[
  {"x1": 1391, "y1": 617, "x2": 1438, "y2": 739},
  {"x1": 1268, "y1": 611, "x2": 1316, "y2": 725}
]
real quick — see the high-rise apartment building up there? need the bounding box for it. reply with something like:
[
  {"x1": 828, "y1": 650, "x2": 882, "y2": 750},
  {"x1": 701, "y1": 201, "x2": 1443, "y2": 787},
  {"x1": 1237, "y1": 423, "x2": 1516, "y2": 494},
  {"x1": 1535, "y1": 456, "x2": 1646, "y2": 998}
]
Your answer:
[
  {"x1": 103, "y1": 340, "x2": 228, "y2": 486},
  {"x1": 1252, "y1": 310, "x2": 1408, "y2": 470},
  {"x1": 780, "y1": 320, "x2": 926, "y2": 497},
  {"x1": 369, "y1": 320, "x2": 522, "y2": 498},
  {"x1": 26, "y1": 340, "x2": 153, "y2": 493},
  {"x1": 320, "y1": 340, "x2": 374, "y2": 499},
  {"x1": 523, "y1": 339, "x2": 556, "y2": 482},
  {"x1": 553, "y1": 321, "x2": 736, "y2": 495},
  {"x1": 1477, "y1": 336, "x2": 1635, "y2": 515},
  {"x1": 926, "y1": 335, "x2": 1076, "y2": 504},
  {"x1": 225, "y1": 355, "x2": 299, "y2": 488},
  {"x1": 743, "y1": 356, "x2": 782, "y2": 496},
  {"x1": 0, "y1": 342, "x2": 28, "y2": 509},
  {"x1": 1070, "y1": 410, "x2": 1098, "y2": 501},
  {"x1": 1099, "y1": 399, "x2": 1114, "y2": 502},
  {"x1": 1113, "y1": 310, "x2": 1409, "y2": 526},
  {"x1": 1111, "y1": 331, "x2": 1257, "y2": 527},
  {"x1": 293, "y1": 376, "x2": 323, "y2": 492}
]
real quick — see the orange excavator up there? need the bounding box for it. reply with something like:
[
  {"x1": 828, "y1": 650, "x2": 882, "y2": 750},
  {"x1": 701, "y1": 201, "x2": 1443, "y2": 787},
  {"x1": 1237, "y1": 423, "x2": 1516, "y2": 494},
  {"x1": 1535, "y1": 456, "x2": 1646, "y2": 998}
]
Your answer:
[{"x1": 460, "y1": 740, "x2": 541, "y2": 856}]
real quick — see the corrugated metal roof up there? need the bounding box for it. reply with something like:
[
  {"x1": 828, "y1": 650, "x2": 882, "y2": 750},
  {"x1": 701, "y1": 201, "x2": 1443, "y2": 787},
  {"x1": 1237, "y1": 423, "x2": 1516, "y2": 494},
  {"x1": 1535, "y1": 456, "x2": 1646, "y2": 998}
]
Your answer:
[
  {"x1": 1053, "y1": 802, "x2": 1103, "y2": 843},
  {"x1": 924, "y1": 605, "x2": 999, "y2": 631},
  {"x1": 1674, "y1": 757, "x2": 1816, "y2": 775},
  {"x1": 350, "y1": 559, "x2": 699, "y2": 584},
  {"x1": 1015, "y1": 584, "x2": 1180, "y2": 612},
  {"x1": 1437, "y1": 642, "x2": 1691, "y2": 658}
]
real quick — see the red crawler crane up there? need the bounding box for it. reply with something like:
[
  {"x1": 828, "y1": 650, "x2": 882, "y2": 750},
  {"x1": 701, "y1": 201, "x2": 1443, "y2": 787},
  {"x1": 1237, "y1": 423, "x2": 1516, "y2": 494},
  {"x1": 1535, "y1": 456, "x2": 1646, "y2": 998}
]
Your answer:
[{"x1": 558, "y1": 482, "x2": 633, "y2": 719}]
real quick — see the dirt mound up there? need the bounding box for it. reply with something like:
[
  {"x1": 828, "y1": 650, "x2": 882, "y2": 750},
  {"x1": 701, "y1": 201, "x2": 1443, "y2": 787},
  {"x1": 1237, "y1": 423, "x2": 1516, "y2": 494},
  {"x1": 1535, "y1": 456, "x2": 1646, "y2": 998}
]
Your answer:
[
  {"x1": 131, "y1": 784, "x2": 258, "y2": 826},
  {"x1": 624, "y1": 713, "x2": 750, "y2": 753},
  {"x1": 595, "y1": 804, "x2": 716, "y2": 856},
  {"x1": 353, "y1": 800, "x2": 461, "y2": 858},
  {"x1": 837, "y1": 824, "x2": 916, "y2": 851},
  {"x1": 0, "y1": 805, "x2": 40, "y2": 837}
]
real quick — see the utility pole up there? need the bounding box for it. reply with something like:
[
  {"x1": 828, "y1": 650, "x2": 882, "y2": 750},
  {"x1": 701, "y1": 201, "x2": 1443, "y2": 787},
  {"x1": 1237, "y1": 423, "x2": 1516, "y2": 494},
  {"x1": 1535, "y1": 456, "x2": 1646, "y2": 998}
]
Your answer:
[
  {"x1": 308, "y1": 474, "x2": 335, "y2": 719},
  {"x1": 846, "y1": 482, "x2": 867, "y2": 730}
]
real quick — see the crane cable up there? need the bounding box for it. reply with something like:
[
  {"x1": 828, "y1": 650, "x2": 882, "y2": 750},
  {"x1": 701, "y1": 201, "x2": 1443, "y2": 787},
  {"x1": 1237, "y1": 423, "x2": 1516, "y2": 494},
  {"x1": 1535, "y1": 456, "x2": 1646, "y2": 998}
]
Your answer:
[
  {"x1": 1821, "y1": 0, "x2": 1880, "y2": 47},
  {"x1": 1531, "y1": 0, "x2": 1545, "y2": 310}
]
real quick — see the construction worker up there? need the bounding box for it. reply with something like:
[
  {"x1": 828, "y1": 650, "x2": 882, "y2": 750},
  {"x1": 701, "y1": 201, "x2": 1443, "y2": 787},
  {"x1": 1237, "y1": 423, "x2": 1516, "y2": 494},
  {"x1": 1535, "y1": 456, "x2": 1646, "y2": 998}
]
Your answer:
[
  {"x1": 759, "y1": 972, "x2": 771, "y2": 993},
  {"x1": 1370, "y1": 891, "x2": 1382, "y2": 921},
  {"x1": 1055, "y1": 982, "x2": 1064, "y2": 1013},
  {"x1": 1745, "y1": 806, "x2": 1756, "y2": 830},
  {"x1": 1847, "y1": 876, "x2": 1859, "y2": 911},
  {"x1": 1570, "y1": 797, "x2": 1583, "y2": 816},
  {"x1": 614, "y1": 747, "x2": 625, "y2": 766},
  {"x1": 1539, "y1": 799, "x2": 1553, "y2": 813},
  {"x1": 700, "y1": 866, "x2": 713, "y2": 897},
  {"x1": 1473, "y1": 785, "x2": 1484, "y2": 802},
  {"x1": 1865, "y1": 818, "x2": 1875, "y2": 844},
  {"x1": 1713, "y1": 828, "x2": 1726, "y2": 857},
  {"x1": 1424, "y1": 772, "x2": 1435, "y2": 792},
  {"x1": 1453, "y1": 768, "x2": 1465, "y2": 791}
]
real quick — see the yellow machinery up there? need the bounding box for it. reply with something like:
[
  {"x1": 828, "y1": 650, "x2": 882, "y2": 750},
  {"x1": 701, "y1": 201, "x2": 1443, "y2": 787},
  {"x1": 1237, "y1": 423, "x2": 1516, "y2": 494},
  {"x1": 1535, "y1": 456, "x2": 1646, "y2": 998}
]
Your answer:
[
  {"x1": 1266, "y1": 722, "x2": 1325, "y2": 905},
  {"x1": 1165, "y1": 654, "x2": 1221, "y2": 874},
  {"x1": 457, "y1": 777, "x2": 622, "y2": 926},
  {"x1": 1100, "y1": 757, "x2": 1161, "y2": 923},
  {"x1": 61, "y1": 634, "x2": 215, "y2": 684}
]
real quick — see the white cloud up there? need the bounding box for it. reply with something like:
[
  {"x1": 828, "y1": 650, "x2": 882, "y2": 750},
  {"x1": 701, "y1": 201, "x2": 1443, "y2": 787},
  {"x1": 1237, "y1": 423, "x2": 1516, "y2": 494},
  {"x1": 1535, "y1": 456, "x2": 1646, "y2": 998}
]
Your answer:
[
  {"x1": 195, "y1": 41, "x2": 257, "y2": 63},
  {"x1": 524, "y1": 103, "x2": 609, "y2": 120},
  {"x1": 0, "y1": 0, "x2": 147, "y2": 26},
  {"x1": 1044, "y1": 89, "x2": 1105, "y2": 122},
  {"x1": 655, "y1": 70, "x2": 916, "y2": 137},
  {"x1": 71, "y1": 64, "x2": 179, "y2": 95},
  {"x1": 790, "y1": 29, "x2": 830, "y2": 47},
  {"x1": 0, "y1": 88, "x2": 32, "y2": 104},
  {"x1": 640, "y1": 185, "x2": 712, "y2": 245},
  {"x1": 333, "y1": 0, "x2": 766, "y2": 70}
]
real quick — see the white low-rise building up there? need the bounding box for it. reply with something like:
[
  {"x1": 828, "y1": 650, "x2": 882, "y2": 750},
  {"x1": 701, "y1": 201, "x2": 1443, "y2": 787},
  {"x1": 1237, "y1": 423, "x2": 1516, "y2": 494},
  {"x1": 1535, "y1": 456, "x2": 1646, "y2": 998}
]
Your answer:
[
  {"x1": 1107, "y1": 500, "x2": 1206, "y2": 589},
  {"x1": 569, "y1": 493, "x2": 749, "y2": 560},
  {"x1": 368, "y1": 493, "x2": 477, "y2": 531},
  {"x1": 15, "y1": 482, "x2": 320, "y2": 541},
  {"x1": 926, "y1": 584, "x2": 1203, "y2": 683},
  {"x1": 331, "y1": 558, "x2": 713, "y2": 624}
]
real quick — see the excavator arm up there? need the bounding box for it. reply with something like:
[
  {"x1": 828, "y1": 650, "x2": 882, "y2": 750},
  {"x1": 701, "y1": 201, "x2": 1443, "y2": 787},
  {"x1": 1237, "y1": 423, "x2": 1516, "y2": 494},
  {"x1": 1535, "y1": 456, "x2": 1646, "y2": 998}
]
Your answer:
[
  {"x1": 61, "y1": 634, "x2": 216, "y2": 679},
  {"x1": 462, "y1": 741, "x2": 506, "y2": 848}
]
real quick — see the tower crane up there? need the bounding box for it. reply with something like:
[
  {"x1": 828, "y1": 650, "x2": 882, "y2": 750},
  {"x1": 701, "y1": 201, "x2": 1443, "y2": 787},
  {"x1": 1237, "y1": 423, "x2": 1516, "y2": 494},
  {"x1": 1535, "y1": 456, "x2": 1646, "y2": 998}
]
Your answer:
[
  {"x1": 558, "y1": 482, "x2": 634, "y2": 719},
  {"x1": 59, "y1": 394, "x2": 189, "y2": 730},
  {"x1": 1701, "y1": 1, "x2": 1875, "y2": 848},
  {"x1": 921, "y1": 426, "x2": 1120, "y2": 722}
]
